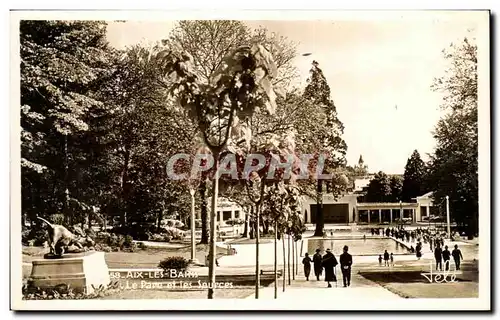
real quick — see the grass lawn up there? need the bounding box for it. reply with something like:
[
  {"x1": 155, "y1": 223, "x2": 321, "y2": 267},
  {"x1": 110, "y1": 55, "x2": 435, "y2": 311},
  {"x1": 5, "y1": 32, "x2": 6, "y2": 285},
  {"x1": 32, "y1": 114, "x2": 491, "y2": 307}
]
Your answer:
[
  {"x1": 229, "y1": 238, "x2": 274, "y2": 245},
  {"x1": 379, "y1": 282, "x2": 478, "y2": 299},
  {"x1": 359, "y1": 270, "x2": 479, "y2": 298}
]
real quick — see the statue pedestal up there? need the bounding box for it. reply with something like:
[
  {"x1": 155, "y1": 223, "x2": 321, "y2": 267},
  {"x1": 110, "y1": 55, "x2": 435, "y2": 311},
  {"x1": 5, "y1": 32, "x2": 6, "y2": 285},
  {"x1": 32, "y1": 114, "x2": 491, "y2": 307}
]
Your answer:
[{"x1": 28, "y1": 251, "x2": 110, "y2": 294}]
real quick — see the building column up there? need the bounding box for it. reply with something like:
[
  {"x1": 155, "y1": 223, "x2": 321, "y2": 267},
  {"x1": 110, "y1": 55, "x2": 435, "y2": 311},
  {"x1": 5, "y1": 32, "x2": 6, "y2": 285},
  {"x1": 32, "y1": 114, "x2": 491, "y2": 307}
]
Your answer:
[
  {"x1": 367, "y1": 210, "x2": 370, "y2": 224},
  {"x1": 390, "y1": 209, "x2": 393, "y2": 224},
  {"x1": 412, "y1": 209, "x2": 416, "y2": 222},
  {"x1": 378, "y1": 209, "x2": 382, "y2": 223},
  {"x1": 426, "y1": 205, "x2": 430, "y2": 217},
  {"x1": 231, "y1": 210, "x2": 235, "y2": 220}
]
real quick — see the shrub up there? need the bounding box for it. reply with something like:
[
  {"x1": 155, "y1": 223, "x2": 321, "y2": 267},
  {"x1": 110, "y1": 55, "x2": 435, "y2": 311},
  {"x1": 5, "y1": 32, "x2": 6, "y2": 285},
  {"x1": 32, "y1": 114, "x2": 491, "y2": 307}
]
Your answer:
[
  {"x1": 225, "y1": 218, "x2": 245, "y2": 226},
  {"x1": 123, "y1": 235, "x2": 134, "y2": 248},
  {"x1": 195, "y1": 219, "x2": 202, "y2": 228},
  {"x1": 150, "y1": 234, "x2": 164, "y2": 242},
  {"x1": 49, "y1": 214, "x2": 66, "y2": 226},
  {"x1": 24, "y1": 229, "x2": 47, "y2": 246},
  {"x1": 160, "y1": 219, "x2": 184, "y2": 229},
  {"x1": 84, "y1": 228, "x2": 96, "y2": 238},
  {"x1": 162, "y1": 227, "x2": 185, "y2": 240},
  {"x1": 94, "y1": 243, "x2": 112, "y2": 252},
  {"x1": 22, "y1": 281, "x2": 120, "y2": 300},
  {"x1": 158, "y1": 256, "x2": 189, "y2": 272}
]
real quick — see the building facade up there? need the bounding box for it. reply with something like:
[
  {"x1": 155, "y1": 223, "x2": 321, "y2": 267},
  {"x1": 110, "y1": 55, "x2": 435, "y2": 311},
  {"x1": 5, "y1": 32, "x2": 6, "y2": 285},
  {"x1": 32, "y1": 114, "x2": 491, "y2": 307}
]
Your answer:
[{"x1": 301, "y1": 191, "x2": 434, "y2": 224}]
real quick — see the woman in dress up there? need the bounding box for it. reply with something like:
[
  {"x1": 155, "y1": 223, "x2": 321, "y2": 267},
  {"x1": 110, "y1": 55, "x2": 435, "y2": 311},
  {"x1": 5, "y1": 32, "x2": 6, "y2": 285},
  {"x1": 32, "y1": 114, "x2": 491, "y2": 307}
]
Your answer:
[{"x1": 302, "y1": 253, "x2": 313, "y2": 281}]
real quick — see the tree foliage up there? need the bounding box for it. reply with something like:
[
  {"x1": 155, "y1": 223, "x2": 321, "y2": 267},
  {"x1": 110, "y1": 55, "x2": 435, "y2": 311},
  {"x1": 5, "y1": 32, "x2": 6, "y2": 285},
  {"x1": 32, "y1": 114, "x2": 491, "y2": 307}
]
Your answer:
[
  {"x1": 427, "y1": 36, "x2": 478, "y2": 234},
  {"x1": 401, "y1": 150, "x2": 426, "y2": 201},
  {"x1": 302, "y1": 60, "x2": 347, "y2": 236},
  {"x1": 365, "y1": 171, "x2": 392, "y2": 202},
  {"x1": 21, "y1": 20, "x2": 114, "y2": 225}
]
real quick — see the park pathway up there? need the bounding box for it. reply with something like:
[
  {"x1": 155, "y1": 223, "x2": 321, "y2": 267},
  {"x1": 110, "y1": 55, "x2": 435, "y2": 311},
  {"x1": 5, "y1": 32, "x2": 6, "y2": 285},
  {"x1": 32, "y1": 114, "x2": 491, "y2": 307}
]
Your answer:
[{"x1": 245, "y1": 268, "x2": 402, "y2": 301}]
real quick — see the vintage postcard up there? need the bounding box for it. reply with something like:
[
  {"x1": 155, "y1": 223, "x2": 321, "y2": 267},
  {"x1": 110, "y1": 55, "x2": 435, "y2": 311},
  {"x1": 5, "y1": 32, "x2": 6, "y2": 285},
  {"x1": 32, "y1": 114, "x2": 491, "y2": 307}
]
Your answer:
[{"x1": 10, "y1": 9, "x2": 490, "y2": 311}]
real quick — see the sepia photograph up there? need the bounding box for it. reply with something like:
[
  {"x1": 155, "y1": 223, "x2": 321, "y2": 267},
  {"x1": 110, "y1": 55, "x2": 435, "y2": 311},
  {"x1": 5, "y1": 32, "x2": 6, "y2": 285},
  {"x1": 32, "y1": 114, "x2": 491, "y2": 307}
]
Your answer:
[{"x1": 9, "y1": 9, "x2": 490, "y2": 311}]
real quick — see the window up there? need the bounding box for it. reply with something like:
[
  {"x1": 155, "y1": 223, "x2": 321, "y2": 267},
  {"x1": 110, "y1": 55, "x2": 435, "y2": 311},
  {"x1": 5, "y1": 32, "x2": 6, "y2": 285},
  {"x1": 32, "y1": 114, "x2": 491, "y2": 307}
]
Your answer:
[
  {"x1": 234, "y1": 210, "x2": 240, "y2": 219},
  {"x1": 223, "y1": 211, "x2": 232, "y2": 220}
]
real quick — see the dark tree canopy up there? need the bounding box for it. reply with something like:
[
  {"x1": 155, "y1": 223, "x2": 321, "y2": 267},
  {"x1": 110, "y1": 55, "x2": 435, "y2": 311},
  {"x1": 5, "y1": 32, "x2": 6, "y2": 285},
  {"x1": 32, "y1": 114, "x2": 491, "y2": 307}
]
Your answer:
[
  {"x1": 365, "y1": 171, "x2": 392, "y2": 203},
  {"x1": 427, "y1": 36, "x2": 478, "y2": 235},
  {"x1": 401, "y1": 150, "x2": 426, "y2": 201}
]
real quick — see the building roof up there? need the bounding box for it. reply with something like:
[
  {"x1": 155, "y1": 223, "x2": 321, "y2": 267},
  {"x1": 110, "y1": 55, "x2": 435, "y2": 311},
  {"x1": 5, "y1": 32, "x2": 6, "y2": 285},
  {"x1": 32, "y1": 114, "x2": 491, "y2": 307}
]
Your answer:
[
  {"x1": 357, "y1": 202, "x2": 418, "y2": 208},
  {"x1": 416, "y1": 191, "x2": 433, "y2": 199}
]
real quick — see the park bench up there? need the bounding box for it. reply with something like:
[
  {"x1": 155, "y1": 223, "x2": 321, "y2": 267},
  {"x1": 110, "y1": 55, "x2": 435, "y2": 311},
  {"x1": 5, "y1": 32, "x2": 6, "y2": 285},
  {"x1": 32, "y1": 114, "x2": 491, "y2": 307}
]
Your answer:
[{"x1": 260, "y1": 269, "x2": 283, "y2": 277}]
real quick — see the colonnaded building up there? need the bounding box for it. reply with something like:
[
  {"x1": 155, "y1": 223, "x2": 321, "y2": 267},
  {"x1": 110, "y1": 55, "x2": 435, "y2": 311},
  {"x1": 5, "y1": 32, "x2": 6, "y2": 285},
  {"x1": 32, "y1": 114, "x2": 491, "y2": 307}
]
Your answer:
[{"x1": 213, "y1": 177, "x2": 437, "y2": 227}]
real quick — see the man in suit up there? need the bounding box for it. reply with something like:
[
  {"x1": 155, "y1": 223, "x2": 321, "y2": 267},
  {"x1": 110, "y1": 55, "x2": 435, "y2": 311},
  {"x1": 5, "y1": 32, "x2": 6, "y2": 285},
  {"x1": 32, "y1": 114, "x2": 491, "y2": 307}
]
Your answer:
[
  {"x1": 434, "y1": 244, "x2": 443, "y2": 271},
  {"x1": 442, "y1": 245, "x2": 451, "y2": 271},
  {"x1": 312, "y1": 249, "x2": 323, "y2": 281},
  {"x1": 452, "y1": 244, "x2": 464, "y2": 270},
  {"x1": 339, "y1": 245, "x2": 353, "y2": 287}
]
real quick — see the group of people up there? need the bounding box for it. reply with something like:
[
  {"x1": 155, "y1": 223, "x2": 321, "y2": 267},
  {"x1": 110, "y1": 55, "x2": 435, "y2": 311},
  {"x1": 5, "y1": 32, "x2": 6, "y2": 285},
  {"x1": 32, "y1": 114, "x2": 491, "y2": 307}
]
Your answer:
[
  {"x1": 434, "y1": 244, "x2": 464, "y2": 271},
  {"x1": 302, "y1": 245, "x2": 353, "y2": 288},
  {"x1": 378, "y1": 250, "x2": 394, "y2": 266}
]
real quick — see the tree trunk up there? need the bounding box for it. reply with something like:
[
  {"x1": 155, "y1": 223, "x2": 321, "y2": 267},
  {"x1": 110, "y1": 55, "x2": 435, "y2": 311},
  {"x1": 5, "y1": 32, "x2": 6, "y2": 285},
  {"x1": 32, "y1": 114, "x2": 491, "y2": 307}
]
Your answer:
[
  {"x1": 295, "y1": 241, "x2": 299, "y2": 275},
  {"x1": 120, "y1": 148, "x2": 130, "y2": 227},
  {"x1": 63, "y1": 135, "x2": 71, "y2": 226},
  {"x1": 255, "y1": 202, "x2": 260, "y2": 299},
  {"x1": 199, "y1": 180, "x2": 209, "y2": 244},
  {"x1": 157, "y1": 210, "x2": 163, "y2": 232},
  {"x1": 282, "y1": 234, "x2": 286, "y2": 292},
  {"x1": 313, "y1": 179, "x2": 324, "y2": 237},
  {"x1": 243, "y1": 212, "x2": 249, "y2": 238},
  {"x1": 287, "y1": 234, "x2": 291, "y2": 285},
  {"x1": 207, "y1": 158, "x2": 219, "y2": 299},
  {"x1": 249, "y1": 206, "x2": 255, "y2": 239},
  {"x1": 292, "y1": 236, "x2": 295, "y2": 280},
  {"x1": 263, "y1": 220, "x2": 270, "y2": 235},
  {"x1": 274, "y1": 220, "x2": 278, "y2": 299}
]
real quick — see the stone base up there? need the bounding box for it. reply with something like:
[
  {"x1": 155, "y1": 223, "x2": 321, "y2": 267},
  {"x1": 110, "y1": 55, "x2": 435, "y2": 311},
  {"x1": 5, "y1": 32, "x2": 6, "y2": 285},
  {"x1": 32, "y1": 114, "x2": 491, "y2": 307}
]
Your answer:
[{"x1": 28, "y1": 251, "x2": 110, "y2": 294}]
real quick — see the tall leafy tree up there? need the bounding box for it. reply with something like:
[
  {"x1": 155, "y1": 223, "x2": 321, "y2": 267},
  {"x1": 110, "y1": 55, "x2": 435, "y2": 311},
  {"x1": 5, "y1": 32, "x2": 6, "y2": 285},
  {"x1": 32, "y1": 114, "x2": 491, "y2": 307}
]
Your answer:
[
  {"x1": 21, "y1": 20, "x2": 114, "y2": 225},
  {"x1": 365, "y1": 171, "x2": 392, "y2": 202},
  {"x1": 390, "y1": 175, "x2": 403, "y2": 202},
  {"x1": 165, "y1": 20, "x2": 298, "y2": 244},
  {"x1": 97, "y1": 44, "x2": 196, "y2": 231},
  {"x1": 155, "y1": 39, "x2": 280, "y2": 298},
  {"x1": 401, "y1": 150, "x2": 426, "y2": 201},
  {"x1": 303, "y1": 60, "x2": 347, "y2": 236},
  {"x1": 427, "y1": 36, "x2": 478, "y2": 235}
]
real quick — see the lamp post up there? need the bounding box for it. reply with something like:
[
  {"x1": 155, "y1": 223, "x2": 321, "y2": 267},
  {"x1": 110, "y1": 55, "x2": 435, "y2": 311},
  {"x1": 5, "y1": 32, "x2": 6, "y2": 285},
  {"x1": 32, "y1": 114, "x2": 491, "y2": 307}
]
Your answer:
[
  {"x1": 399, "y1": 200, "x2": 403, "y2": 229},
  {"x1": 446, "y1": 195, "x2": 451, "y2": 239},
  {"x1": 189, "y1": 188, "x2": 198, "y2": 264}
]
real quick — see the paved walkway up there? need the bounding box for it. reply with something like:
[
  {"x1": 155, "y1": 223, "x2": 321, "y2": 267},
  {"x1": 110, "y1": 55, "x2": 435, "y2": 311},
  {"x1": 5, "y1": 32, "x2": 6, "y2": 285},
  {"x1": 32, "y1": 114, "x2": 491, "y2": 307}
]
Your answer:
[{"x1": 246, "y1": 269, "x2": 402, "y2": 300}]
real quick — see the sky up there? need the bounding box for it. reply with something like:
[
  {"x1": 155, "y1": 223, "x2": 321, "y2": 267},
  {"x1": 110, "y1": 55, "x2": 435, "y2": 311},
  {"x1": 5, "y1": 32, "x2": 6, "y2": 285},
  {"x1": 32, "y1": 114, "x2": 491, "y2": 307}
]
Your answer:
[{"x1": 105, "y1": 12, "x2": 481, "y2": 174}]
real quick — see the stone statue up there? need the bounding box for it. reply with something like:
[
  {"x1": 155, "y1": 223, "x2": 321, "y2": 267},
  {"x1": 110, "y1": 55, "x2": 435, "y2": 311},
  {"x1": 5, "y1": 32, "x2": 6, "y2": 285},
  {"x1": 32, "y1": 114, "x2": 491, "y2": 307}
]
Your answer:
[{"x1": 37, "y1": 217, "x2": 92, "y2": 258}]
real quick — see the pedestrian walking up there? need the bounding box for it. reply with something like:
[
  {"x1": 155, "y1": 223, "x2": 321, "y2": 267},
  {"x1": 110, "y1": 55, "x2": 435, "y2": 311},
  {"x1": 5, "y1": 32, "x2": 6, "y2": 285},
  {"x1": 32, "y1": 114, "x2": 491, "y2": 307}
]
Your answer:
[
  {"x1": 416, "y1": 242, "x2": 422, "y2": 260},
  {"x1": 302, "y1": 253, "x2": 312, "y2": 281},
  {"x1": 442, "y1": 245, "x2": 451, "y2": 271},
  {"x1": 390, "y1": 253, "x2": 394, "y2": 266},
  {"x1": 322, "y1": 248, "x2": 338, "y2": 288},
  {"x1": 452, "y1": 244, "x2": 464, "y2": 270},
  {"x1": 313, "y1": 249, "x2": 323, "y2": 281},
  {"x1": 339, "y1": 245, "x2": 353, "y2": 287},
  {"x1": 383, "y1": 250, "x2": 389, "y2": 266},
  {"x1": 434, "y1": 244, "x2": 443, "y2": 271},
  {"x1": 378, "y1": 254, "x2": 383, "y2": 266}
]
